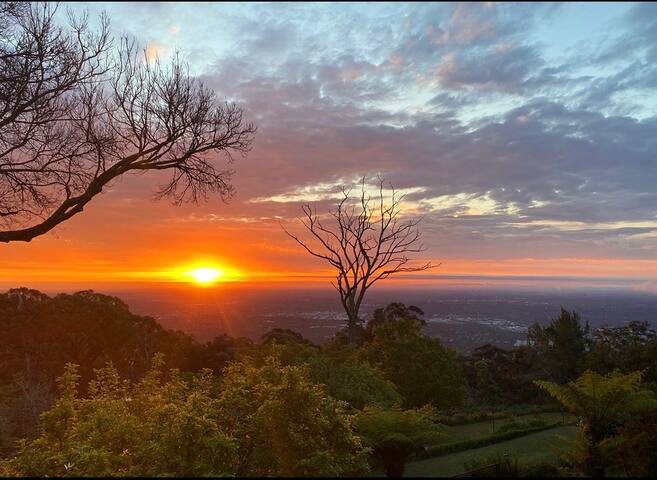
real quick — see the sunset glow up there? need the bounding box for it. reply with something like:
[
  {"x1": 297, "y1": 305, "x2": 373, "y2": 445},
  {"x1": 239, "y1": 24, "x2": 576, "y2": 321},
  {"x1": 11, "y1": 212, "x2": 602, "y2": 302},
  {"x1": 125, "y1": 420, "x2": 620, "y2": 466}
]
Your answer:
[
  {"x1": 1, "y1": 2, "x2": 656, "y2": 293},
  {"x1": 3, "y1": 3, "x2": 657, "y2": 478},
  {"x1": 187, "y1": 267, "x2": 224, "y2": 285}
]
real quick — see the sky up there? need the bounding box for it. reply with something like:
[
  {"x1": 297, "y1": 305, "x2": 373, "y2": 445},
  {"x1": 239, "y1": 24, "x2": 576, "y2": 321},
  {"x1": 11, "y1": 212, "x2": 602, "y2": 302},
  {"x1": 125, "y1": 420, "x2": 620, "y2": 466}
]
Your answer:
[{"x1": 2, "y1": 2, "x2": 657, "y2": 291}]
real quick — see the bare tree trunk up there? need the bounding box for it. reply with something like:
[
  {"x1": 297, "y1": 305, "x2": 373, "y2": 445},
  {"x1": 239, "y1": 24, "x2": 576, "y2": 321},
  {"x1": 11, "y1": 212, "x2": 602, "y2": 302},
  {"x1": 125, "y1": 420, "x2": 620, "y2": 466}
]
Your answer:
[
  {"x1": 584, "y1": 430, "x2": 606, "y2": 478},
  {"x1": 282, "y1": 177, "x2": 435, "y2": 345},
  {"x1": 346, "y1": 310, "x2": 360, "y2": 344}
]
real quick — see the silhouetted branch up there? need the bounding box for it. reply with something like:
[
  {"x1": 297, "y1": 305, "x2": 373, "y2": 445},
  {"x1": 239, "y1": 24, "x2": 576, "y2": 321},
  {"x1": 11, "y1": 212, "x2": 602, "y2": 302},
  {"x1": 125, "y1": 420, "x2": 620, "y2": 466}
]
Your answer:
[
  {"x1": 0, "y1": 2, "x2": 256, "y2": 242},
  {"x1": 282, "y1": 177, "x2": 437, "y2": 342}
]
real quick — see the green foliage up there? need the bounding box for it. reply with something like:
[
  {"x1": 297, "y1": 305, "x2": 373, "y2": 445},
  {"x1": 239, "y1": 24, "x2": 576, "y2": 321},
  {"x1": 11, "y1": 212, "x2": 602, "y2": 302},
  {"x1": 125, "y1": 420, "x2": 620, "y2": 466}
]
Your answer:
[
  {"x1": 537, "y1": 369, "x2": 657, "y2": 477},
  {"x1": 6, "y1": 354, "x2": 370, "y2": 477},
  {"x1": 9, "y1": 289, "x2": 657, "y2": 478},
  {"x1": 260, "y1": 327, "x2": 310, "y2": 345},
  {"x1": 312, "y1": 358, "x2": 402, "y2": 410},
  {"x1": 420, "y1": 422, "x2": 563, "y2": 459},
  {"x1": 188, "y1": 334, "x2": 255, "y2": 374},
  {"x1": 365, "y1": 303, "x2": 426, "y2": 339},
  {"x1": 433, "y1": 409, "x2": 509, "y2": 426},
  {"x1": 403, "y1": 425, "x2": 578, "y2": 477},
  {"x1": 360, "y1": 315, "x2": 466, "y2": 408},
  {"x1": 354, "y1": 406, "x2": 443, "y2": 477},
  {"x1": 0, "y1": 378, "x2": 52, "y2": 455},
  {"x1": 6, "y1": 357, "x2": 236, "y2": 477},
  {"x1": 528, "y1": 308, "x2": 589, "y2": 383},
  {"x1": 431, "y1": 404, "x2": 563, "y2": 427},
  {"x1": 496, "y1": 417, "x2": 524, "y2": 433},
  {"x1": 462, "y1": 344, "x2": 545, "y2": 405},
  {"x1": 0, "y1": 289, "x2": 197, "y2": 389},
  {"x1": 536, "y1": 370, "x2": 653, "y2": 425},
  {"x1": 216, "y1": 354, "x2": 369, "y2": 477},
  {"x1": 599, "y1": 409, "x2": 657, "y2": 476},
  {"x1": 0, "y1": 289, "x2": 204, "y2": 452},
  {"x1": 586, "y1": 321, "x2": 657, "y2": 386},
  {"x1": 259, "y1": 339, "x2": 402, "y2": 410},
  {"x1": 496, "y1": 417, "x2": 548, "y2": 434}
]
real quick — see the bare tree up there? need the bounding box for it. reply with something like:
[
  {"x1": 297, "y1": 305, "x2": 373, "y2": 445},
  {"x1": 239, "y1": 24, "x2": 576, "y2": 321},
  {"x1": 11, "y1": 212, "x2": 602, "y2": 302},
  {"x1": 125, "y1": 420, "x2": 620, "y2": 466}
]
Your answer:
[
  {"x1": 0, "y1": 2, "x2": 256, "y2": 243},
  {"x1": 282, "y1": 178, "x2": 435, "y2": 343}
]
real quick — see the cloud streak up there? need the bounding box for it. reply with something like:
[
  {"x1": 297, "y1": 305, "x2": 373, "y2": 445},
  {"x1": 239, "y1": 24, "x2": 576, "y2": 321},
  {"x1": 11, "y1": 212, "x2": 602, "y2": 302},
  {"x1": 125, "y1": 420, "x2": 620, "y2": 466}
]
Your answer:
[{"x1": 6, "y1": 2, "x2": 656, "y2": 286}]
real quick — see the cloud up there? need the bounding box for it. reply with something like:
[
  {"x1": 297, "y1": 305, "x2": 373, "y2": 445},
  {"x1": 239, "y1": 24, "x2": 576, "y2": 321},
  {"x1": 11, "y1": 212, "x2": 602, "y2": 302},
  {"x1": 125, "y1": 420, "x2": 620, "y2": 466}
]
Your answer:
[
  {"x1": 434, "y1": 45, "x2": 543, "y2": 91},
  {"x1": 34, "y1": 2, "x2": 657, "y2": 274},
  {"x1": 145, "y1": 41, "x2": 168, "y2": 62}
]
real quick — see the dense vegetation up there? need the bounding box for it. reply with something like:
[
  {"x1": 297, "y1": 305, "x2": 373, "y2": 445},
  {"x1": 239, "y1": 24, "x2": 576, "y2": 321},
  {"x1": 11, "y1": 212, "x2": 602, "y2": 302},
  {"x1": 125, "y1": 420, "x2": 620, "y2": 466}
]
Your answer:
[{"x1": 2, "y1": 288, "x2": 657, "y2": 477}]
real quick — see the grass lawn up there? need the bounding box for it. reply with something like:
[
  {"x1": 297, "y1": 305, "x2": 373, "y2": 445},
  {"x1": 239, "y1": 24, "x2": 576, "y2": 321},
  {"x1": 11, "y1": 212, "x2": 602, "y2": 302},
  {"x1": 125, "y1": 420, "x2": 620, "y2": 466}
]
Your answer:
[
  {"x1": 442, "y1": 412, "x2": 571, "y2": 442},
  {"x1": 403, "y1": 425, "x2": 577, "y2": 477}
]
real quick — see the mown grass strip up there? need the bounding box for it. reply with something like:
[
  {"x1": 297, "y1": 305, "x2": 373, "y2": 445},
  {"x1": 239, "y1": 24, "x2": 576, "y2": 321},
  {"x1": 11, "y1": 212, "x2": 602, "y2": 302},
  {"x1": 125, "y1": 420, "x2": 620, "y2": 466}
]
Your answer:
[{"x1": 417, "y1": 421, "x2": 567, "y2": 460}]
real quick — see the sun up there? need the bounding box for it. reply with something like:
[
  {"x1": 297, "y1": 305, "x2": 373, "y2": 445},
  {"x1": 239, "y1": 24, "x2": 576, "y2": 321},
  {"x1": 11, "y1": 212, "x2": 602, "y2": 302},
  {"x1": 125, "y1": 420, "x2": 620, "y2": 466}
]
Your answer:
[
  {"x1": 164, "y1": 262, "x2": 241, "y2": 286},
  {"x1": 187, "y1": 266, "x2": 224, "y2": 285}
]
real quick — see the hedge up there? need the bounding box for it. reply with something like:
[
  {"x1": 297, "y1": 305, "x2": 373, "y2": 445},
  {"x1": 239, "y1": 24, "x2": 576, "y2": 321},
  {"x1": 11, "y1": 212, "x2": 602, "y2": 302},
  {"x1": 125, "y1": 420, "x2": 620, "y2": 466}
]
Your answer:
[{"x1": 417, "y1": 421, "x2": 567, "y2": 460}]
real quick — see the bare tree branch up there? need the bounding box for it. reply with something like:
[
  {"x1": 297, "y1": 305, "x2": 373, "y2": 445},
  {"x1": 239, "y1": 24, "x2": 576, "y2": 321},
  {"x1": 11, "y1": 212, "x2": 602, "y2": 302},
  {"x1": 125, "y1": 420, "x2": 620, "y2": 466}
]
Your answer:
[
  {"x1": 0, "y1": 2, "x2": 256, "y2": 242},
  {"x1": 281, "y1": 177, "x2": 437, "y2": 343}
]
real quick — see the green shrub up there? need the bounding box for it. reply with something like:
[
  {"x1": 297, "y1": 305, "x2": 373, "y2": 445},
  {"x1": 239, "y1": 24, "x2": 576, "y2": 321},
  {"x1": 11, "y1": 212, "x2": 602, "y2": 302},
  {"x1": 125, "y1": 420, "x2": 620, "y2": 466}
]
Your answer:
[
  {"x1": 432, "y1": 404, "x2": 560, "y2": 427},
  {"x1": 354, "y1": 406, "x2": 443, "y2": 477},
  {"x1": 496, "y1": 418, "x2": 523, "y2": 434},
  {"x1": 526, "y1": 417, "x2": 548, "y2": 429},
  {"x1": 433, "y1": 409, "x2": 507, "y2": 426},
  {"x1": 496, "y1": 417, "x2": 549, "y2": 434}
]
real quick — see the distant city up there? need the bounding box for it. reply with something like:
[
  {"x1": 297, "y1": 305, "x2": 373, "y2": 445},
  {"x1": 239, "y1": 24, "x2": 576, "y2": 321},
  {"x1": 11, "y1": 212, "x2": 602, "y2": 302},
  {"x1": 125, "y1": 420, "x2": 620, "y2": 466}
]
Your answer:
[{"x1": 92, "y1": 284, "x2": 657, "y2": 352}]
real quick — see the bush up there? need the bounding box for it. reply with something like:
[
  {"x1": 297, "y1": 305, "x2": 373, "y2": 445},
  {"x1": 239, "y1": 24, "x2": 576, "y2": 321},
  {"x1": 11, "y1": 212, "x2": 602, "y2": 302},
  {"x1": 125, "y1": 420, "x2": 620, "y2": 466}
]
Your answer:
[
  {"x1": 433, "y1": 410, "x2": 507, "y2": 426},
  {"x1": 262, "y1": 340, "x2": 402, "y2": 410},
  {"x1": 496, "y1": 417, "x2": 548, "y2": 434},
  {"x1": 432, "y1": 404, "x2": 560, "y2": 427},
  {"x1": 354, "y1": 406, "x2": 443, "y2": 477},
  {"x1": 496, "y1": 418, "x2": 523, "y2": 434},
  {"x1": 526, "y1": 417, "x2": 549, "y2": 428},
  {"x1": 7, "y1": 355, "x2": 370, "y2": 477},
  {"x1": 360, "y1": 318, "x2": 467, "y2": 409}
]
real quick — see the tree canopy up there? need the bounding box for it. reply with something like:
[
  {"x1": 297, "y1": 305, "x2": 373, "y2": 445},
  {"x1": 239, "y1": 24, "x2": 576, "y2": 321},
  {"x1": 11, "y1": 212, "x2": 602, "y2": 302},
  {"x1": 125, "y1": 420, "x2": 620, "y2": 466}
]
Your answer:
[
  {"x1": 537, "y1": 370, "x2": 657, "y2": 477},
  {"x1": 354, "y1": 405, "x2": 443, "y2": 477},
  {"x1": 4, "y1": 354, "x2": 370, "y2": 477},
  {"x1": 528, "y1": 308, "x2": 589, "y2": 383},
  {"x1": 360, "y1": 313, "x2": 466, "y2": 409}
]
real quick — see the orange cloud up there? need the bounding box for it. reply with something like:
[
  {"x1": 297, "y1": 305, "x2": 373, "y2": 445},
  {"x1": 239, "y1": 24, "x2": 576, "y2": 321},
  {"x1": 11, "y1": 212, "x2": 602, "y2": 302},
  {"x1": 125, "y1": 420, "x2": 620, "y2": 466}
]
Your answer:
[{"x1": 145, "y1": 41, "x2": 168, "y2": 62}]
